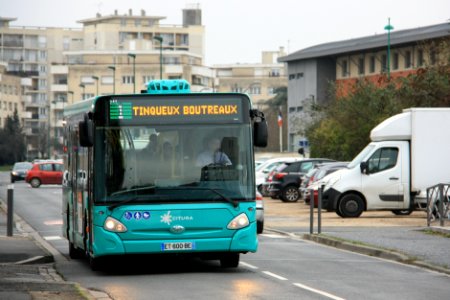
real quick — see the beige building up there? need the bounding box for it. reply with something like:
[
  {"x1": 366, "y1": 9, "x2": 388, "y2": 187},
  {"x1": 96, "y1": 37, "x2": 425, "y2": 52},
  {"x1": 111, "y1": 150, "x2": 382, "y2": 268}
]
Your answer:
[
  {"x1": 0, "y1": 17, "x2": 83, "y2": 159},
  {"x1": 0, "y1": 62, "x2": 25, "y2": 126},
  {"x1": 214, "y1": 47, "x2": 287, "y2": 107}
]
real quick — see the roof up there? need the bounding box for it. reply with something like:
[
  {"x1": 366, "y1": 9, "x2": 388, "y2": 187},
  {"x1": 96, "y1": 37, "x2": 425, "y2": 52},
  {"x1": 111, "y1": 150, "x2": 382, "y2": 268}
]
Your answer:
[
  {"x1": 279, "y1": 22, "x2": 450, "y2": 62},
  {"x1": 78, "y1": 15, "x2": 165, "y2": 25}
]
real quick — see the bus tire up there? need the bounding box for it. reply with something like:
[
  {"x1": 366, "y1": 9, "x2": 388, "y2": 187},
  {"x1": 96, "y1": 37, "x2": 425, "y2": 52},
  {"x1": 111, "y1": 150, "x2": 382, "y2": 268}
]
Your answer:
[
  {"x1": 89, "y1": 255, "x2": 103, "y2": 271},
  {"x1": 257, "y1": 220, "x2": 264, "y2": 234},
  {"x1": 220, "y1": 253, "x2": 240, "y2": 268},
  {"x1": 69, "y1": 242, "x2": 83, "y2": 259},
  {"x1": 338, "y1": 194, "x2": 364, "y2": 218}
]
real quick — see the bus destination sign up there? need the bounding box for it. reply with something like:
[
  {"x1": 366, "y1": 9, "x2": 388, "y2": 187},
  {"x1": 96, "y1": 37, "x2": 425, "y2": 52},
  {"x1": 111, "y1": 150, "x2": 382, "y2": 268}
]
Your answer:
[{"x1": 108, "y1": 96, "x2": 244, "y2": 124}]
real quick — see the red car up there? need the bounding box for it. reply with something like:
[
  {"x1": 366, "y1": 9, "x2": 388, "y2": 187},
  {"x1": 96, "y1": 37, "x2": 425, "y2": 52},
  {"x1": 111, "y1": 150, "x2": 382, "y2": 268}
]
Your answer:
[{"x1": 25, "y1": 161, "x2": 64, "y2": 188}]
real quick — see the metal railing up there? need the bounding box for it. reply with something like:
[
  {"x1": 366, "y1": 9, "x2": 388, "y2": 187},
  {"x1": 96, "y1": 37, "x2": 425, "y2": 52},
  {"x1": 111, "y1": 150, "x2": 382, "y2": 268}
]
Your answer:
[{"x1": 426, "y1": 183, "x2": 450, "y2": 227}]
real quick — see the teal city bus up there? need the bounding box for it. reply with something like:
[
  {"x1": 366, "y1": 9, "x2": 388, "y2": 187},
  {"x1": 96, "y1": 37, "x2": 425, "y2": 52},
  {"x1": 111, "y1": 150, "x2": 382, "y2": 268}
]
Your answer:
[{"x1": 62, "y1": 80, "x2": 268, "y2": 270}]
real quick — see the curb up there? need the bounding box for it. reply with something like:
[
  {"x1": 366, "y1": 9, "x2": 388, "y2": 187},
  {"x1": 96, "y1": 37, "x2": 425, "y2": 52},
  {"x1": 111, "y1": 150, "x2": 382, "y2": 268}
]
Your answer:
[
  {"x1": 266, "y1": 227, "x2": 450, "y2": 276},
  {"x1": 0, "y1": 199, "x2": 55, "y2": 264}
]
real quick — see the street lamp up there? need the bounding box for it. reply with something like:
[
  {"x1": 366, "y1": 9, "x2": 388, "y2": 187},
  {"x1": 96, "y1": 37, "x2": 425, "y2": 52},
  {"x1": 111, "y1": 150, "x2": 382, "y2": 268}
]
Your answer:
[
  {"x1": 66, "y1": 91, "x2": 73, "y2": 108},
  {"x1": 92, "y1": 76, "x2": 99, "y2": 95},
  {"x1": 79, "y1": 83, "x2": 85, "y2": 99},
  {"x1": 127, "y1": 53, "x2": 136, "y2": 93},
  {"x1": 384, "y1": 18, "x2": 394, "y2": 79},
  {"x1": 153, "y1": 36, "x2": 163, "y2": 79},
  {"x1": 108, "y1": 66, "x2": 116, "y2": 94}
]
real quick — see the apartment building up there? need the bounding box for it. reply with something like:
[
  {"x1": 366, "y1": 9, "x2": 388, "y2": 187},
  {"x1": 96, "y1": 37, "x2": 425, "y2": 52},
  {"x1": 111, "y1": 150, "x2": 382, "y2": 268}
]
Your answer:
[
  {"x1": 214, "y1": 47, "x2": 287, "y2": 107},
  {"x1": 279, "y1": 22, "x2": 450, "y2": 151},
  {"x1": 0, "y1": 62, "x2": 25, "y2": 125},
  {"x1": 0, "y1": 17, "x2": 83, "y2": 159}
]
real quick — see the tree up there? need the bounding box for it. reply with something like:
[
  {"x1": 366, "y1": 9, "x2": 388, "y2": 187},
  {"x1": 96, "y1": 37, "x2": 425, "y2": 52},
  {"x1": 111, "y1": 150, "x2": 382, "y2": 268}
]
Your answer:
[
  {"x1": 306, "y1": 60, "x2": 450, "y2": 160},
  {"x1": 0, "y1": 109, "x2": 26, "y2": 164},
  {"x1": 259, "y1": 86, "x2": 288, "y2": 152}
]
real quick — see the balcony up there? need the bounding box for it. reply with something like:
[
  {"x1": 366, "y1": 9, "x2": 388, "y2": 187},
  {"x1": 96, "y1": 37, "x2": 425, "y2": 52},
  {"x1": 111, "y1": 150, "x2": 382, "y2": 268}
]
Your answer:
[
  {"x1": 50, "y1": 65, "x2": 68, "y2": 74},
  {"x1": 50, "y1": 84, "x2": 68, "y2": 92},
  {"x1": 21, "y1": 111, "x2": 32, "y2": 119},
  {"x1": 21, "y1": 78, "x2": 33, "y2": 86}
]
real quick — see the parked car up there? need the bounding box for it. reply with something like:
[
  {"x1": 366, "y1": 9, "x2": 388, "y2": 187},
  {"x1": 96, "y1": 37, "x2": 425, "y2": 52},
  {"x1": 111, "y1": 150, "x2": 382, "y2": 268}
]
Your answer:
[
  {"x1": 256, "y1": 189, "x2": 264, "y2": 234},
  {"x1": 10, "y1": 162, "x2": 33, "y2": 183},
  {"x1": 25, "y1": 161, "x2": 64, "y2": 188},
  {"x1": 303, "y1": 162, "x2": 348, "y2": 207},
  {"x1": 256, "y1": 157, "x2": 301, "y2": 196},
  {"x1": 268, "y1": 158, "x2": 335, "y2": 202}
]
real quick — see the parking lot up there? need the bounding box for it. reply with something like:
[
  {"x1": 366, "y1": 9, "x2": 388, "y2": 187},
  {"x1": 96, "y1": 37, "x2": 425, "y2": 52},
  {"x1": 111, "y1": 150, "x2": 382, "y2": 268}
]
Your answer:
[{"x1": 264, "y1": 197, "x2": 428, "y2": 229}]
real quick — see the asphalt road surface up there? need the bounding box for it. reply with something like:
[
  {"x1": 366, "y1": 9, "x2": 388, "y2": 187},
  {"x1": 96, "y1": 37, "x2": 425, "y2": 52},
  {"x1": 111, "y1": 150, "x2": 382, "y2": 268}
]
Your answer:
[{"x1": 2, "y1": 173, "x2": 449, "y2": 300}]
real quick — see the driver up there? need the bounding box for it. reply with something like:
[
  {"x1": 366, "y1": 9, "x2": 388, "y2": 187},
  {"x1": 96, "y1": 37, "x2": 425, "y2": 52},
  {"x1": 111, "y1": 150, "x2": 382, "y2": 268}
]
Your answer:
[{"x1": 196, "y1": 137, "x2": 232, "y2": 167}]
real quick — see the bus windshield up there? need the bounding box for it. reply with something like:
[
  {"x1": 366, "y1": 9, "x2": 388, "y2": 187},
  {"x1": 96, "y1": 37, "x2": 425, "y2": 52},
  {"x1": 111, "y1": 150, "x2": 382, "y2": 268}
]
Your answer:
[{"x1": 94, "y1": 124, "x2": 254, "y2": 205}]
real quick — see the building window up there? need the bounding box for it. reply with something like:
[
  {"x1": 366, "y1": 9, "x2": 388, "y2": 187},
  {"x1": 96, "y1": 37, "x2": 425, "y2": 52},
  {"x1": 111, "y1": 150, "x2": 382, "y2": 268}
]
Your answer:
[
  {"x1": 289, "y1": 107, "x2": 295, "y2": 113},
  {"x1": 417, "y1": 50, "x2": 424, "y2": 67},
  {"x1": 404, "y1": 51, "x2": 412, "y2": 69},
  {"x1": 143, "y1": 75, "x2": 155, "y2": 85},
  {"x1": 381, "y1": 55, "x2": 387, "y2": 72},
  {"x1": 358, "y1": 58, "x2": 365, "y2": 75},
  {"x1": 63, "y1": 37, "x2": 70, "y2": 50},
  {"x1": 248, "y1": 86, "x2": 261, "y2": 95},
  {"x1": 122, "y1": 76, "x2": 135, "y2": 84},
  {"x1": 267, "y1": 87, "x2": 275, "y2": 95},
  {"x1": 270, "y1": 69, "x2": 280, "y2": 77},
  {"x1": 341, "y1": 59, "x2": 348, "y2": 77},
  {"x1": 393, "y1": 53, "x2": 399, "y2": 70},
  {"x1": 288, "y1": 74, "x2": 295, "y2": 80},
  {"x1": 121, "y1": 19, "x2": 127, "y2": 26},
  {"x1": 81, "y1": 76, "x2": 95, "y2": 84},
  {"x1": 369, "y1": 56, "x2": 376, "y2": 73},
  {"x1": 430, "y1": 50, "x2": 437, "y2": 65},
  {"x1": 296, "y1": 73, "x2": 304, "y2": 79},
  {"x1": 82, "y1": 93, "x2": 94, "y2": 100}
]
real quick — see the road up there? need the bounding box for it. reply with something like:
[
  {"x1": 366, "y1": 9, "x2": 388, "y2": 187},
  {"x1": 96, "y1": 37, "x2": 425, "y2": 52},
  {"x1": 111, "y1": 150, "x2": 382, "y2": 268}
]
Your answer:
[{"x1": 2, "y1": 173, "x2": 449, "y2": 300}]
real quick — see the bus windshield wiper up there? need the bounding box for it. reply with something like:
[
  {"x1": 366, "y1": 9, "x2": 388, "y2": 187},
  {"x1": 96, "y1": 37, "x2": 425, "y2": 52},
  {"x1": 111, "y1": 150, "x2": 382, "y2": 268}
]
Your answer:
[
  {"x1": 169, "y1": 186, "x2": 239, "y2": 207},
  {"x1": 108, "y1": 185, "x2": 156, "y2": 211}
]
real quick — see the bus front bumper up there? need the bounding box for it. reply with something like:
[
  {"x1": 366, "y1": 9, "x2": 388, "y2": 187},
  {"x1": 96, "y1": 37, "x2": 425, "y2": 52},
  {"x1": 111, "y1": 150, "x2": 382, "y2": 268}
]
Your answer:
[{"x1": 92, "y1": 222, "x2": 258, "y2": 258}]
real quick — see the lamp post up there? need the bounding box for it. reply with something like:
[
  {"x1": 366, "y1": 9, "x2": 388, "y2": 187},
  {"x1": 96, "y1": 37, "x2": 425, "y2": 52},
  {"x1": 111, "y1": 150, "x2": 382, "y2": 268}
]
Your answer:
[
  {"x1": 108, "y1": 65, "x2": 116, "y2": 94},
  {"x1": 153, "y1": 36, "x2": 163, "y2": 79},
  {"x1": 127, "y1": 53, "x2": 136, "y2": 93},
  {"x1": 384, "y1": 18, "x2": 394, "y2": 79},
  {"x1": 92, "y1": 76, "x2": 99, "y2": 95},
  {"x1": 67, "y1": 91, "x2": 73, "y2": 107},
  {"x1": 79, "y1": 83, "x2": 85, "y2": 99}
]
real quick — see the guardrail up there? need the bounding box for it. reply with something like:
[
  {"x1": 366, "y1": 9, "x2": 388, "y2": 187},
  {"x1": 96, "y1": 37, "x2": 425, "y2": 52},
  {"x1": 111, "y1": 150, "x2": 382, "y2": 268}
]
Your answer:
[{"x1": 426, "y1": 183, "x2": 450, "y2": 227}]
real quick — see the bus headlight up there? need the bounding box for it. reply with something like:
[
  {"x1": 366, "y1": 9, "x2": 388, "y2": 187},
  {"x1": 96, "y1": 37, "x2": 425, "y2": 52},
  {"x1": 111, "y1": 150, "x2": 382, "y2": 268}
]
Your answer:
[
  {"x1": 104, "y1": 217, "x2": 127, "y2": 233},
  {"x1": 227, "y1": 213, "x2": 249, "y2": 230}
]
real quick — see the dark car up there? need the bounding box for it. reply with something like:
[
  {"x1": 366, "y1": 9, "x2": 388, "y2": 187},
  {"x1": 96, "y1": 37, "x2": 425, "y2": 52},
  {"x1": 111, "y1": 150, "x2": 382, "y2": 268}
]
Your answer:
[
  {"x1": 10, "y1": 162, "x2": 33, "y2": 183},
  {"x1": 268, "y1": 158, "x2": 335, "y2": 202},
  {"x1": 25, "y1": 161, "x2": 64, "y2": 188}
]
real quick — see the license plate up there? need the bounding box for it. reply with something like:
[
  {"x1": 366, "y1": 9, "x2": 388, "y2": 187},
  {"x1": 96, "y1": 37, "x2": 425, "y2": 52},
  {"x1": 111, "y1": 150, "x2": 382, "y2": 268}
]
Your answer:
[{"x1": 161, "y1": 242, "x2": 195, "y2": 251}]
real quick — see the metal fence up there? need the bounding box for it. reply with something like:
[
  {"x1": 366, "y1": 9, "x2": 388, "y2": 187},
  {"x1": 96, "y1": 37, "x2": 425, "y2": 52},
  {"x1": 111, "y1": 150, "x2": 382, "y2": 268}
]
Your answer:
[{"x1": 426, "y1": 183, "x2": 450, "y2": 227}]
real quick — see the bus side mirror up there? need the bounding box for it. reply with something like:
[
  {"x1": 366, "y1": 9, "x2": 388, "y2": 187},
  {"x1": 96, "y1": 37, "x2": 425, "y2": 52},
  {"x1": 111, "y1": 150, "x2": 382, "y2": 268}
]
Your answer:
[
  {"x1": 254, "y1": 120, "x2": 268, "y2": 147},
  {"x1": 251, "y1": 109, "x2": 268, "y2": 148},
  {"x1": 79, "y1": 114, "x2": 94, "y2": 147}
]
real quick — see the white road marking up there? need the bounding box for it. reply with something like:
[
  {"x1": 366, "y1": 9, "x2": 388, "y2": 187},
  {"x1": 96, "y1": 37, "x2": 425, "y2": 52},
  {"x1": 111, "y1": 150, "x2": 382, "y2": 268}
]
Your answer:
[
  {"x1": 262, "y1": 271, "x2": 288, "y2": 281},
  {"x1": 259, "y1": 234, "x2": 287, "y2": 239},
  {"x1": 43, "y1": 236, "x2": 62, "y2": 241},
  {"x1": 293, "y1": 283, "x2": 346, "y2": 300},
  {"x1": 44, "y1": 220, "x2": 63, "y2": 226},
  {"x1": 240, "y1": 261, "x2": 258, "y2": 269}
]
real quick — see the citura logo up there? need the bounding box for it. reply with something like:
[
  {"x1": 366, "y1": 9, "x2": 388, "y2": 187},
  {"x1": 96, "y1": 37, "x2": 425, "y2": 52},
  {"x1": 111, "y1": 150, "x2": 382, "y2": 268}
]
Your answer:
[{"x1": 132, "y1": 104, "x2": 238, "y2": 117}]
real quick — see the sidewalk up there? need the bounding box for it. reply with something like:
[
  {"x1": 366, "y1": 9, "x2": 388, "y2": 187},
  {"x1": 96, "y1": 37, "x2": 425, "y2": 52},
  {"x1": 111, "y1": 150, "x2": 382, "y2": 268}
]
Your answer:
[
  {"x1": 0, "y1": 201, "x2": 91, "y2": 300},
  {"x1": 264, "y1": 198, "x2": 450, "y2": 275}
]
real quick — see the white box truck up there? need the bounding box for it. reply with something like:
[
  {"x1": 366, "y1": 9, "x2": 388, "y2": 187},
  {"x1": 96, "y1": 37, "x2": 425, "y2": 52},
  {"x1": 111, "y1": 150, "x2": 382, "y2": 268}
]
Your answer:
[{"x1": 323, "y1": 108, "x2": 450, "y2": 218}]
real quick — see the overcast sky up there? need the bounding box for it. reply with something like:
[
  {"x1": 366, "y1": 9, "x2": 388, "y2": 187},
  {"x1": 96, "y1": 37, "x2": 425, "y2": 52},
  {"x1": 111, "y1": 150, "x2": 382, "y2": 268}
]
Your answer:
[{"x1": 2, "y1": 0, "x2": 449, "y2": 65}]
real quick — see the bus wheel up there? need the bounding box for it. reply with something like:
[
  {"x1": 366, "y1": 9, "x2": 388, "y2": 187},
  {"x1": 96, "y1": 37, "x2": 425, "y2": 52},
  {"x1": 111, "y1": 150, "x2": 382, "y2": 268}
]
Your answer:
[
  {"x1": 220, "y1": 253, "x2": 240, "y2": 268},
  {"x1": 69, "y1": 242, "x2": 83, "y2": 259},
  {"x1": 89, "y1": 255, "x2": 103, "y2": 271},
  {"x1": 338, "y1": 194, "x2": 364, "y2": 218}
]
